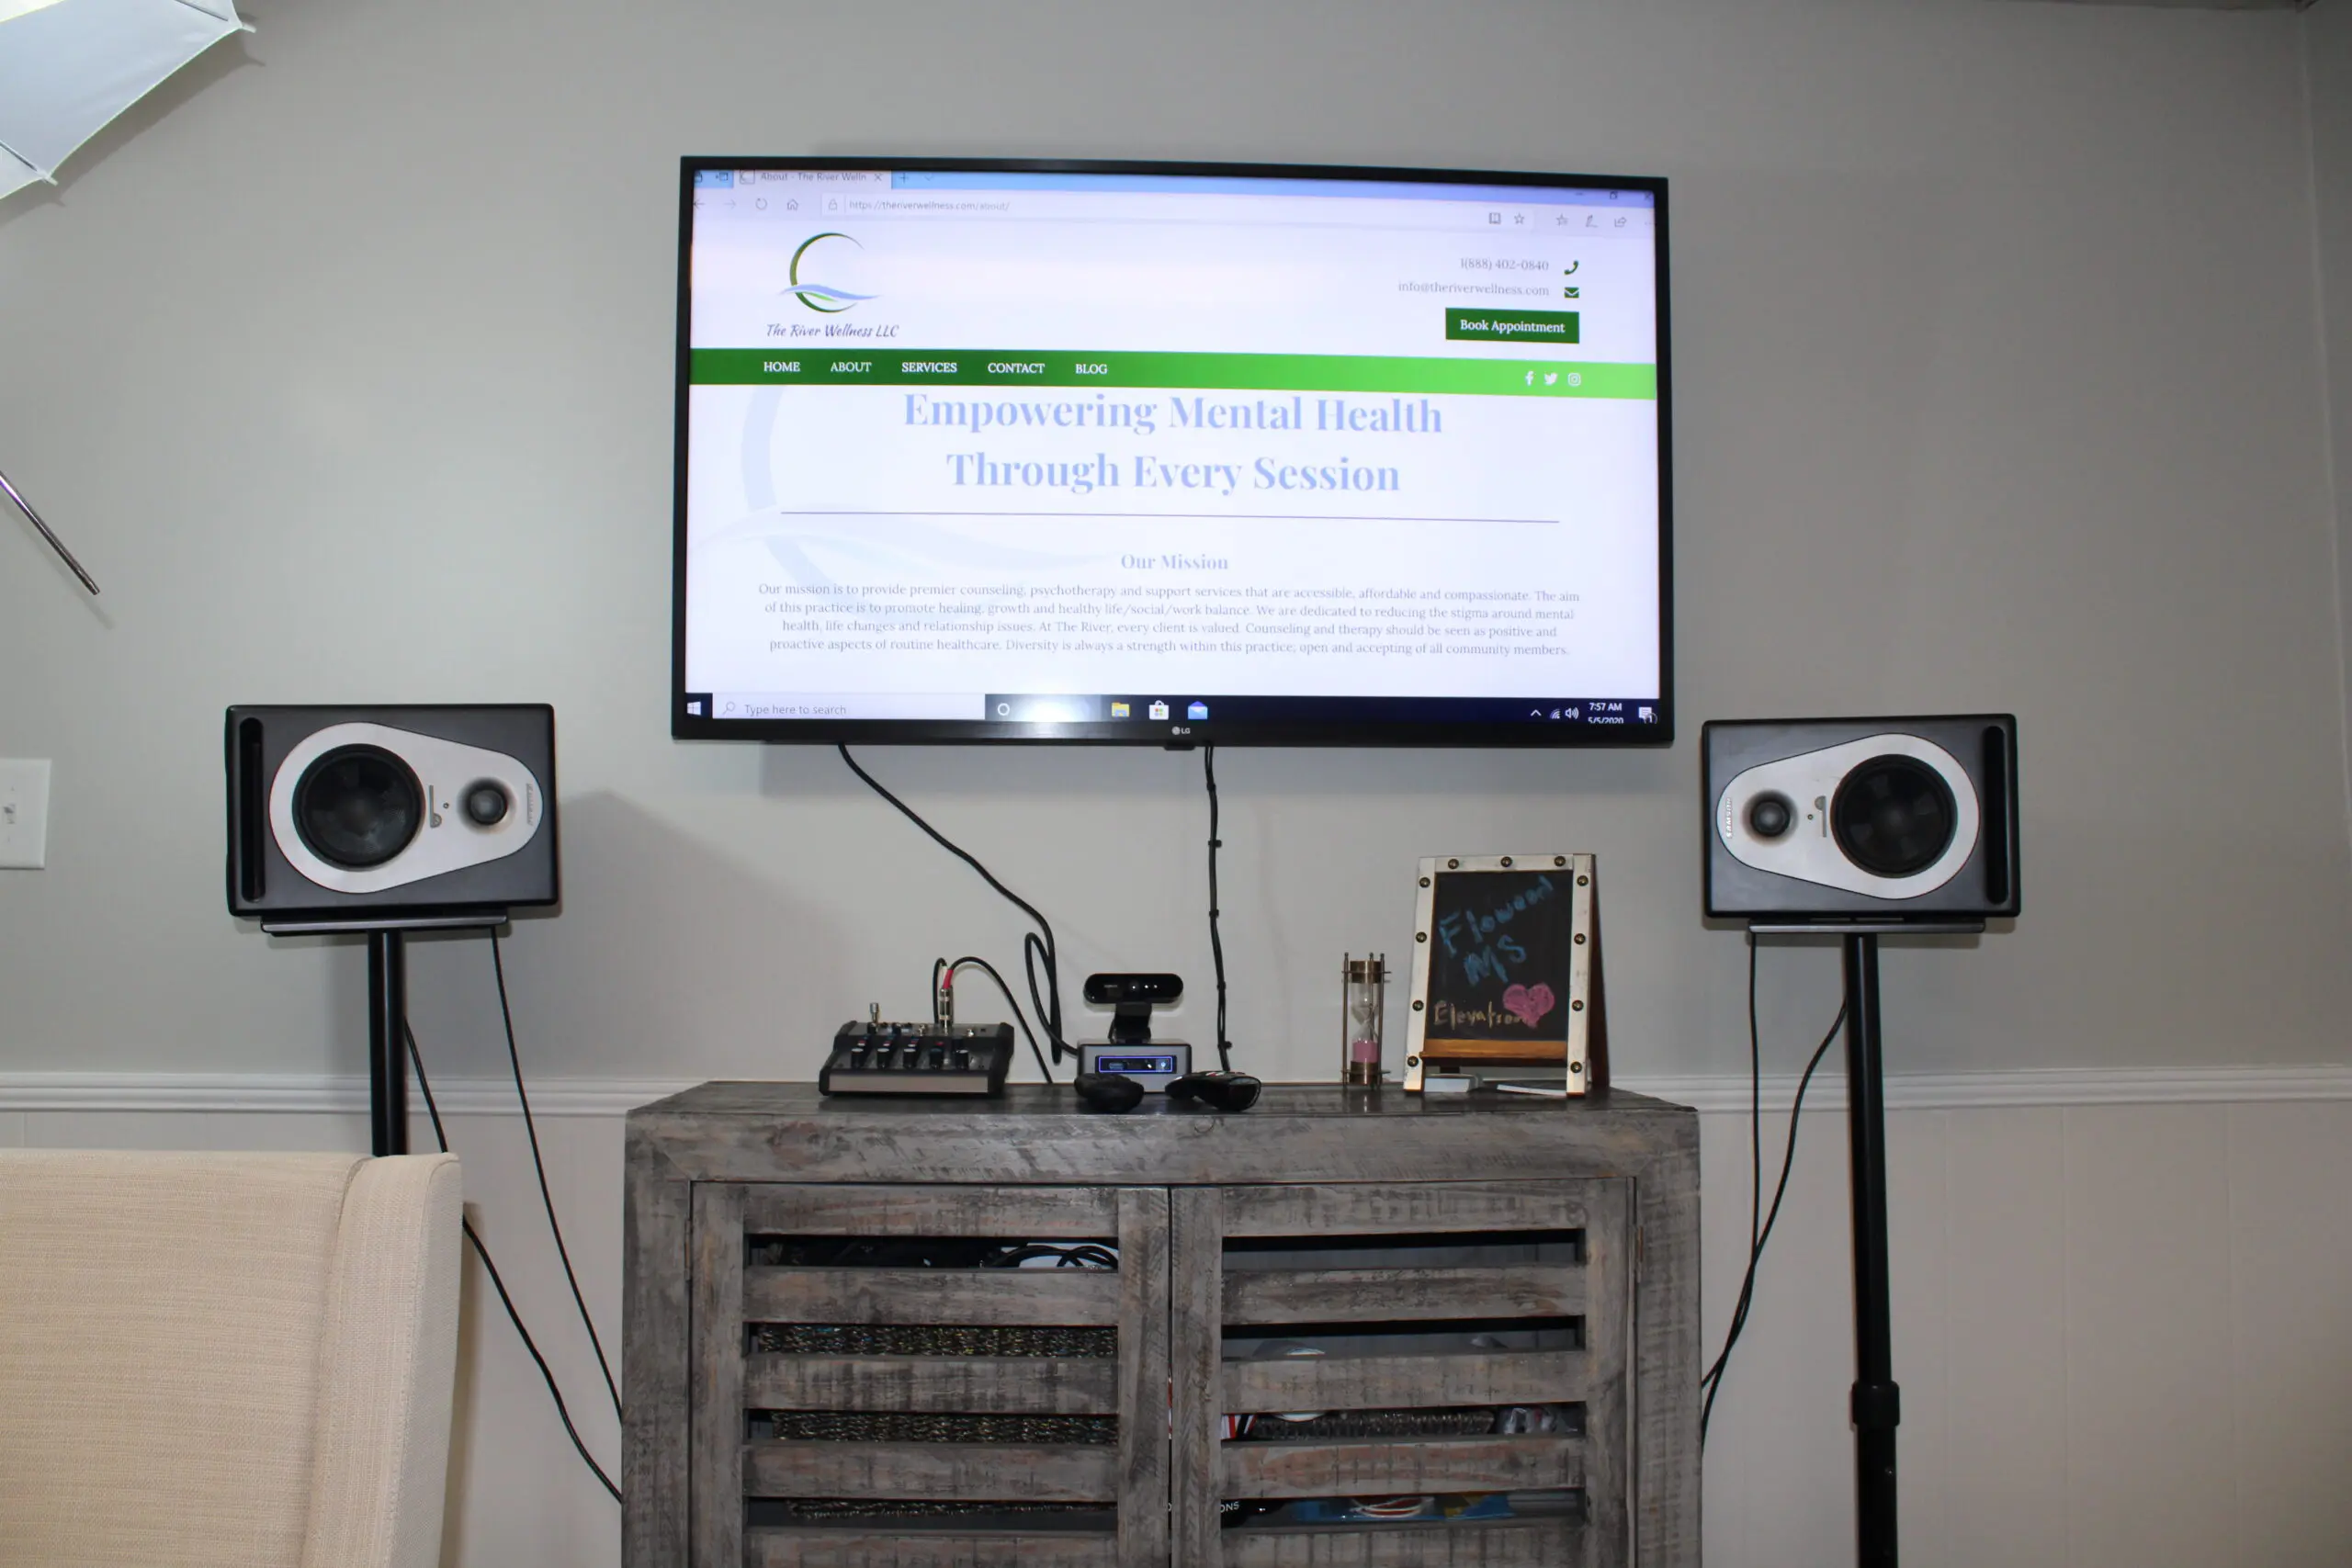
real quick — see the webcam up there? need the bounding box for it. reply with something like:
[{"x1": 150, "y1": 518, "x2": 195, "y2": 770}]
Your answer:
[
  {"x1": 1084, "y1": 972, "x2": 1181, "y2": 1044},
  {"x1": 1082, "y1": 973, "x2": 1182, "y2": 1008}
]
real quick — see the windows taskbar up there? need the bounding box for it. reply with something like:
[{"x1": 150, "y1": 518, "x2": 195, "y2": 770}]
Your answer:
[{"x1": 677, "y1": 692, "x2": 1670, "y2": 746}]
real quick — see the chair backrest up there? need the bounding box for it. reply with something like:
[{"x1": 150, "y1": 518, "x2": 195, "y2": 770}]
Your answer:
[{"x1": 0, "y1": 1150, "x2": 461, "y2": 1568}]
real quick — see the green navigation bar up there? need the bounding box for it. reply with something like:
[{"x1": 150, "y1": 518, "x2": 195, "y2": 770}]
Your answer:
[
  {"x1": 689, "y1": 348, "x2": 1654, "y2": 400},
  {"x1": 1445, "y1": 308, "x2": 1579, "y2": 344}
]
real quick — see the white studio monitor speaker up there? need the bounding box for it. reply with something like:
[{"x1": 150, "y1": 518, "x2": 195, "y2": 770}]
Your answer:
[
  {"x1": 1703, "y1": 715, "x2": 2018, "y2": 923},
  {"x1": 226, "y1": 705, "x2": 559, "y2": 924}
]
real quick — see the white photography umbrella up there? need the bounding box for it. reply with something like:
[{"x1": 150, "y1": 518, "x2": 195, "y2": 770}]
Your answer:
[
  {"x1": 1, "y1": 0, "x2": 249, "y2": 592},
  {"x1": 0, "y1": 0, "x2": 247, "y2": 201}
]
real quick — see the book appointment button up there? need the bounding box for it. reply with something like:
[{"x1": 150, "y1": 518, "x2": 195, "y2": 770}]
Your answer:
[{"x1": 1444, "y1": 308, "x2": 1580, "y2": 344}]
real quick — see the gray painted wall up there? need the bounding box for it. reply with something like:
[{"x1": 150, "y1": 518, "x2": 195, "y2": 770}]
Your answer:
[
  {"x1": 2, "y1": 0, "x2": 2346, "y2": 1087},
  {"x1": 2315, "y1": 5, "x2": 2352, "y2": 866}
]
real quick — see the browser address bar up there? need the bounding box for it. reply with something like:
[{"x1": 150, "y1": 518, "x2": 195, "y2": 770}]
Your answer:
[{"x1": 841, "y1": 196, "x2": 1013, "y2": 214}]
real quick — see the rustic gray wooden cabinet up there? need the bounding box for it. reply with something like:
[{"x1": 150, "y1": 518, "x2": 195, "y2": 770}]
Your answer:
[{"x1": 624, "y1": 1083, "x2": 1700, "y2": 1568}]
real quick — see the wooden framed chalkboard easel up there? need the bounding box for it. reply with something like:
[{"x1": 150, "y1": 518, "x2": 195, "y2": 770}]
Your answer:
[{"x1": 1403, "y1": 852, "x2": 1610, "y2": 1096}]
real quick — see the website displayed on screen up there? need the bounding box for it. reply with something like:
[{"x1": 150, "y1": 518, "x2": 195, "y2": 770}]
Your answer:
[{"x1": 678, "y1": 164, "x2": 1667, "y2": 740}]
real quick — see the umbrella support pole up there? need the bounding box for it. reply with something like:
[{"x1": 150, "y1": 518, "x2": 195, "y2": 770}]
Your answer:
[{"x1": 0, "y1": 462, "x2": 99, "y2": 594}]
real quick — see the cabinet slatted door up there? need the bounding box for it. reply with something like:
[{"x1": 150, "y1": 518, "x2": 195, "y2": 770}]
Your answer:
[
  {"x1": 694, "y1": 1184, "x2": 1171, "y2": 1568},
  {"x1": 1171, "y1": 1181, "x2": 1632, "y2": 1568}
]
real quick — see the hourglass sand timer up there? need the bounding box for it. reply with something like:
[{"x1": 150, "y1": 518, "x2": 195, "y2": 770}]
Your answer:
[{"x1": 1341, "y1": 954, "x2": 1388, "y2": 1085}]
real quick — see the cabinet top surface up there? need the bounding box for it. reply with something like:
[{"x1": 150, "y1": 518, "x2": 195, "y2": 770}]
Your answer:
[{"x1": 632, "y1": 1081, "x2": 1692, "y2": 1122}]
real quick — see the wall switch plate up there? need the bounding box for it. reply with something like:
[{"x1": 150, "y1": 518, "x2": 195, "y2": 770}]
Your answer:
[{"x1": 0, "y1": 760, "x2": 51, "y2": 869}]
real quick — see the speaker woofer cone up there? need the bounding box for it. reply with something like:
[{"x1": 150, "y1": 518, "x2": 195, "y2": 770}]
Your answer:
[
  {"x1": 293, "y1": 745, "x2": 424, "y2": 869},
  {"x1": 1830, "y1": 755, "x2": 1956, "y2": 878}
]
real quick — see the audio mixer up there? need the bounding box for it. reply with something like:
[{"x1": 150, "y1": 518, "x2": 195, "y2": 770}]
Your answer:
[{"x1": 818, "y1": 1016, "x2": 1015, "y2": 1098}]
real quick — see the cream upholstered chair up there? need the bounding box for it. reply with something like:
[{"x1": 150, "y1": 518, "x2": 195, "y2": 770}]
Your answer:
[{"x1": 0, "y1": 1151, "x2": 462, "y2": 1568}]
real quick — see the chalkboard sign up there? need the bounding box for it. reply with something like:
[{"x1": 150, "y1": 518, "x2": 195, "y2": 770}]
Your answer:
[{"x1": 1404, "y1": 853, "x2": 1608, "y2": 1097}]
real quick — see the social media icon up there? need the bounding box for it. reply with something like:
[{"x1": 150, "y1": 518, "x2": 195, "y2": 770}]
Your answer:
[
  {"x1": 1187, "y1": 701, "x2": 1208, "y2": 721},
  {"x1": 1110, "y1": 701, "x2": 1130, "y2": 719},
  {"x1": 1543, "y1": 373, "x2": 1558, "y2": 386},
  {"x1": 1148, "y1": 701, "x2": 1170, "y2": 722}
]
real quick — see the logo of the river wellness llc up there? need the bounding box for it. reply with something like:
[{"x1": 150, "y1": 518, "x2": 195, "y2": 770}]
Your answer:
[{"x1": 786, "y1": 232, "x2": 875, "y2": 314}]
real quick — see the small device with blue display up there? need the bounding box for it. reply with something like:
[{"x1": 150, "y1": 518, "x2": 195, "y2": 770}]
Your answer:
[
  {"x1": 1079, "y1": 1043, "x2": 1192, "y2": 1092},
  {"x1": 1078, "y1": 973, "x2": 1192, "y2": 1092}
]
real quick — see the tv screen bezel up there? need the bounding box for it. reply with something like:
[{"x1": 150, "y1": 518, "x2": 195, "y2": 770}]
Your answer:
[{"x1": 671, "y1": 154, "x2": 1674, "y2": 748}]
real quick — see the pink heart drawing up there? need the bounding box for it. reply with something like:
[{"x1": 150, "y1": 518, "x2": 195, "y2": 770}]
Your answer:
[{"x1": 1502, "y1": 983, "x2": 1556, "y2": 1029}]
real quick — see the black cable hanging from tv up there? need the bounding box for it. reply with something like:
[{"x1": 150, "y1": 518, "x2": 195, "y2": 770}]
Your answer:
[
  {"x1": 1204, "y1": 744, "x2": 1234, "y2": 1072},
  {"x1": 839, "y1": 744, "x2": 1071, "y2": 1065}
]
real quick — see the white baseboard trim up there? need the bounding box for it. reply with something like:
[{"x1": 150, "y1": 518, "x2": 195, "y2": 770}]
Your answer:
[
  {"x1": 1, "y1": 1065, "x2": 2348, "y2": 1116},
  {"x1": 1621, "y1": 1065, "x2": 2352, "y2": 1113}
]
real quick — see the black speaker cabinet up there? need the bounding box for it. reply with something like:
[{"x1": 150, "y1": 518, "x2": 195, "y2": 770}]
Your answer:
[
  {"x1": 226, "y1": 705, "x2": 559, "y2": 923},
  {"x1": 1703, "y1": 714, "x2": 2018, "y2": 923}
]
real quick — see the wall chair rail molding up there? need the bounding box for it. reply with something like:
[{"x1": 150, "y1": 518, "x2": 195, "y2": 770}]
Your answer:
[{"x1": 1, "y1": 1066, "x2": 2347, "y2": 1116}]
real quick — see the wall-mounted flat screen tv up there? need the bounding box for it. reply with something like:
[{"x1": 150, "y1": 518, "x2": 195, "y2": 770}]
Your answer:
[{"x1": 674, "y1": 157, "x2": 1671, "y2": 746}]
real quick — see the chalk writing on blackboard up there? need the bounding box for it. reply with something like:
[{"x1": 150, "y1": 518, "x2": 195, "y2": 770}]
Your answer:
[
  {"x1": 1423, "y1": 868, "x2": 1574, "y2": 1043},
  {"x1": 1431, "y1": 988, "x2": 1557, "y2": 1034}
]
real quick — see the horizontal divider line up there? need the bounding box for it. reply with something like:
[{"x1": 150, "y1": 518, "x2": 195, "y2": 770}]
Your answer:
[{"x1": 749, "y1": 511, "x2": 1556, "y2": 525}]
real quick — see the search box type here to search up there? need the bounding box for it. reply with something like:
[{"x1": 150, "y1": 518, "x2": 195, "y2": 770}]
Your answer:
[{"x1": 710, "y1": 693, "x2": 986, "y2": 721}]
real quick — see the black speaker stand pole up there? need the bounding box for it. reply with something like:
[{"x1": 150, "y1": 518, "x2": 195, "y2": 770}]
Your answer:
[
  {"x1": 1749, "y1": 919, "x2": 1983, "y2": 1568},
  {"x1": 367, "y1": 931, "x2": 409, "y2": 1156},
  {"x1": 1842, "y1": 932, "x2": 1897, "y2": 1567}
]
